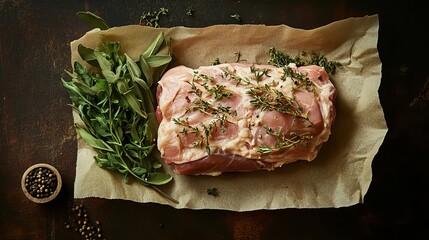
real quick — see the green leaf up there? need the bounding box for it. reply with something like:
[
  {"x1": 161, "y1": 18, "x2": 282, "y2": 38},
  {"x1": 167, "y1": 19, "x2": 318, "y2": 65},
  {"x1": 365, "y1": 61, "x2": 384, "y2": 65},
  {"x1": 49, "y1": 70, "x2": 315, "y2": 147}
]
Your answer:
[
  {"x1": 142, "y1": 32, "x2": 165, "y2": 58},
  {"x1": 78, "y1": 44, "x2": 99, "y2": 67},
  {"x1": 144, "y1": 172, "x2": 173, "y2": 185},
  {"x1": 116, "y1": 79, "x2": 130, "y2": 94},
  {"x1": 145, "y1": 55, "x2": 172, "y2": 68},
  {"x1": 123, "y1": 172, "x2": 130, "y2": 183},
  {"x1": 62, "y1": 40, "x2": 176, "y2": 202},
  {"x1": 94, "y1": 155, "x2": 110, "y2": 168},
  {"x1": 77, "y1": 11, "x2": 110, "y2": 30},
  {"x1": 125, "y1": 54, "x2": 142, "y2": 79},
  {"x1": 73, "y1": 61, "x2": 93, "y2": 86},
  {"x1": 61, "y1": 79, "x2": 99, "y2": 109},
  {"x1": 153, "y1": 162, "x2": 162, "y2": 169},
  {"x1": 132, "y1": 74, "x2": 150, "y2": 92},
  {"x1": 124, "y1": 91, "x2": 147, "y2": 118},
  {"x1": 118, "y1": 167, "x2": 128, "y2": 174},
  {"x1": 132, "y1": 166, "x2": 147, "y2": 176},
  {"x1": 130, "y1": 119, "x2": 140, "y2": 142},
  {"x1": 94, "y1": 51, "x2": 120, "y2": 83},
  {"x1": 76, "y1": 125, "x2": 114, "y2": 152},
  {"x1": 139, "y1": 55, "x2": 153, "y2": 88},
  {"x1": 144, "y1": 112, "x2": 158, "y2": 145},
  {"x1": 127, "y1": 149, "x2": 140, "y2": 159},
  {"x1": 74, "y1": 81, "x2": 96, "y2": 95}
]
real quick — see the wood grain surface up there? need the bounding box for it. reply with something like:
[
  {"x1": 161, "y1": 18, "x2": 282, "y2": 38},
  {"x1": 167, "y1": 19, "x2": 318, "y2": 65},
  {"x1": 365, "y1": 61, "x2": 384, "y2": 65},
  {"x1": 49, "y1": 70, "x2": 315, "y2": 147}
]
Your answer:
[{"x1": 1, "y1": 0, "x2": 428, "y2": 239}]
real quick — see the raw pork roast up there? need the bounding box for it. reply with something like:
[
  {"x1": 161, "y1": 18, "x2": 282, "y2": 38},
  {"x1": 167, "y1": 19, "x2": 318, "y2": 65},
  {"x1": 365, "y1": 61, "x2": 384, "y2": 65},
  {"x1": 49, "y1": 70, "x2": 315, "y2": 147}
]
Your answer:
[{"x1": 156, "y1": 63, "x2": 336, "y2": 175}]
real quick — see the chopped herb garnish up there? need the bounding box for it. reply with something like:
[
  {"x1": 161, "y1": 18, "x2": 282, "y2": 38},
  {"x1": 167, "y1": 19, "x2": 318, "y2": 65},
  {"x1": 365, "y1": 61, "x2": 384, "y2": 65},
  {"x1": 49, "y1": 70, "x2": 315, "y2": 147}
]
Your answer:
[
  {"x1": 235, "y1": 51, "x2": 246, "y2": 63},
  {"x1": 140, "y1": 7, "x2": 169, "y2": 28},
  {"x1": 186, "y1": 7, "x2": 194, "y2": 16},
  {"x1": 211, "y1": 57, "x2": 221, "y2": 65},
  {"x1": 230, "y1": 14, "x2": 241, "y2": 22}
]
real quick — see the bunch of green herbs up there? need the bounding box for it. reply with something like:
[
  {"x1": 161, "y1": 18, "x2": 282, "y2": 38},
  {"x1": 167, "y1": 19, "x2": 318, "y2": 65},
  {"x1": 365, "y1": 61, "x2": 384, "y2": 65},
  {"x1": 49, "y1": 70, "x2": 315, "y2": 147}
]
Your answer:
[{"x1": 62, "y1": 32, "x2": 176, "y2": 202}]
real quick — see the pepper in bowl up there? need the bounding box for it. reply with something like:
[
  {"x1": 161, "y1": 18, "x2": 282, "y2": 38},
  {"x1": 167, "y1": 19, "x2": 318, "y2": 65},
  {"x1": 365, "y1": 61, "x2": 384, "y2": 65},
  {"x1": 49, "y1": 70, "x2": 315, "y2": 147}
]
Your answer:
[{"x1": 21, "y1": 163, "x2": 62, "y2": 203}]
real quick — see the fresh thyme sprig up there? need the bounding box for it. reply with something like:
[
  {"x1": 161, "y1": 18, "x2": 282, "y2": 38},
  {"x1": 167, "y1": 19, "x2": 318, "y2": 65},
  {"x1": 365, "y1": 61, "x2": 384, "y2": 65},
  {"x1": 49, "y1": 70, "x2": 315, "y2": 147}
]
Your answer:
[
  {"x1": 268, "y1": 48, "x2": 341, "y2": 75},
  {"x1": 173, "y1": 115, "x2": 228, "y2": 155},
  {"x1": 250, "y1": 65, "x2": 271, "y2": 82},
  {"x1": 140, "y1": 7, "x2": 169, "y2": 28},
  {"x1": 281, "y1": 65, "x2": 316, "y2": 93},
  {"x1": 220, "y1": 67, "x2": 245, "y2": 86},
  {"x1": 246, "y1": 83, "x2": 309, "y2": 121},
  {"x1": 191, "y1": 72, "x2": 233, "y2": 100},
  {"x1": 258, "y1": 127, "x2": 314, "y2": 154},
  {"x1": 173, "y1": 71, "x2": 237, "y2": 155},
  {"x1": 224, "y1": 65, "x2": 312, "y2": 122}
]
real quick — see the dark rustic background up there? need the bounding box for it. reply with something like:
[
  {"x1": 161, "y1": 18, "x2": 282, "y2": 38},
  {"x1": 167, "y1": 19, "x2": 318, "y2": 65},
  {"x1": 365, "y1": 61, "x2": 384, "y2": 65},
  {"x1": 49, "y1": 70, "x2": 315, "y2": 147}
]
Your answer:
[{"x1": 1, "y1": 0, "x2": 428, "y2": 239}]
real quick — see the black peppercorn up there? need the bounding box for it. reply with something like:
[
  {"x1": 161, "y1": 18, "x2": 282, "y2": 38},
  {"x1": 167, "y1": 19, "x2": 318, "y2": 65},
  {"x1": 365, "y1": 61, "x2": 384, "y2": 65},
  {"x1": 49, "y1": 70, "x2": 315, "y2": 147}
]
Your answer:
[
  {"x1": 65, "y1": 203, "x2": 105, "y2": 239},
  {"x1": 24, "y1": 167, "x2": 58, "y2": 199}
]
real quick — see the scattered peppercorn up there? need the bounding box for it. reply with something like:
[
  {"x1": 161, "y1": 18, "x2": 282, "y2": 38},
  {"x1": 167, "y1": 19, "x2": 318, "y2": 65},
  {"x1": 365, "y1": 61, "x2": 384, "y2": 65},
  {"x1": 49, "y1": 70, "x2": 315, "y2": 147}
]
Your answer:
[
  {"x1": 207, "y1": 187, "x2": 219, "y2": 197},
  {"x1": 65, "y1": 203, "x2": 105, "y2": 240},
  {"x1": 24, "y1": 167, "x2": 57, "y2": 199}
]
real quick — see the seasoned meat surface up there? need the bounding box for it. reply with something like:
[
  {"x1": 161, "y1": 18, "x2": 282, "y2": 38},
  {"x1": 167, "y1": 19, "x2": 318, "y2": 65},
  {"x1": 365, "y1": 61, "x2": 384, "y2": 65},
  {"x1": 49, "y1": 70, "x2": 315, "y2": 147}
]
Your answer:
[{"x1": 157, "y1": 63, "x2": 336, "y2": 175}]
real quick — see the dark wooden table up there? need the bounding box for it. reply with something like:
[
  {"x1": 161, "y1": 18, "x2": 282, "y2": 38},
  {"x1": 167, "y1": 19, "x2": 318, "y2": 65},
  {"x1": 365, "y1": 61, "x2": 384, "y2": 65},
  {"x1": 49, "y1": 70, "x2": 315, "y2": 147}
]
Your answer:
[{"x1": 1, "y1": 1, "x2": 428, "y2": 239}]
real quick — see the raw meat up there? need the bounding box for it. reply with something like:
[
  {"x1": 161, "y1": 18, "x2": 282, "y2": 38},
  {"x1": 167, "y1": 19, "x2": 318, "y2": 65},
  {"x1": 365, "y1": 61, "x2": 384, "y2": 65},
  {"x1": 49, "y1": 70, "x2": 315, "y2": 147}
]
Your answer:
[{"x1": 156, "y1": 63, "x2": 336, "y2": 175}]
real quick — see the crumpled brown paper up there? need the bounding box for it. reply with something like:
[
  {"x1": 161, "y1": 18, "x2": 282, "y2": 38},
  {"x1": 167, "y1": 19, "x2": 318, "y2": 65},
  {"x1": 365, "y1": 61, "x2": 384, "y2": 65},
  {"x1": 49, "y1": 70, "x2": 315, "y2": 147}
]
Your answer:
[{"x1": 71, "y1": 14, "x2": 387, "y2": 211}]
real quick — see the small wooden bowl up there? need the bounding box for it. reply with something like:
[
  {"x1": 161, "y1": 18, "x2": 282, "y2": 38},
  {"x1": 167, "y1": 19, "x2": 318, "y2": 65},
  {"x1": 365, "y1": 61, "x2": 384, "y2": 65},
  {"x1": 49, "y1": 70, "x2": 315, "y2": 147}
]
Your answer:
[{"x1": 21, "y1": 163, "x2": 62, "y2": 203}]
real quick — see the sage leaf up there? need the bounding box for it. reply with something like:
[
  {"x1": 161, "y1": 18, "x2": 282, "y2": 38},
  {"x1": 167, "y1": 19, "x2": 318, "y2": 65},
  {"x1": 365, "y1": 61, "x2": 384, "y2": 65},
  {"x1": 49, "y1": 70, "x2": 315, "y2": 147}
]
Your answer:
[
  {"x1": 94, "y1": 155, "x2": 110, "y2": 168},
  {"x1": 153, "y1": 162, "x2": 162, "y2": 169},
  {"x1": 145, "y1": 112, "x2": 158, "y2": 145},
  {"x1": 144, "y1": 172, "x2": 173, "y2": 185},
  {"x1": 142, "y1": 32, "x2": 165, "y2": 58},
  {"x1": 125, "y1": 54, "x2": 142, "y2": 78},
  {"x1": 94, "y1": 51, "x2": 118, "y2": 83},
  {"x1": 132, "y1": 166, "x2": 147, "y2": 176},
  {"x1": 78, "y1": 44, "x2": 99, "y2": 67},
  {"x1": 76, "y1": 125, "x2": 114, "y2": 152},
  {"x1": 145, "y1": 55, "x2": 172, "y2": 68},
  {"x1": 74, "y1": 81, "x2": 96, "y2": 95},
  {"x1": 62, "y1": 40, "x2": 175, "y2": 202},
  {"x1": 77, "y1": 11, "x2": 110, "y2": 30},
  {"x1": 139, "y1": 55, "x2": 153, "y2": 88},
  {"x1": 124, "y1": 91, "x2": 147, "y2": 118}
]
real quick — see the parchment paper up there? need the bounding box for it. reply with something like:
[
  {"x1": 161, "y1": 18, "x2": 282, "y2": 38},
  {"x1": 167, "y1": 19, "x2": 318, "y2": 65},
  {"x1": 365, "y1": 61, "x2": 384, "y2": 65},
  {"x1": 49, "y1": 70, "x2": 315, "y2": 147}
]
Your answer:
[{"x1": 71, "y1": 15, "x2": 387, "y2": 211}]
